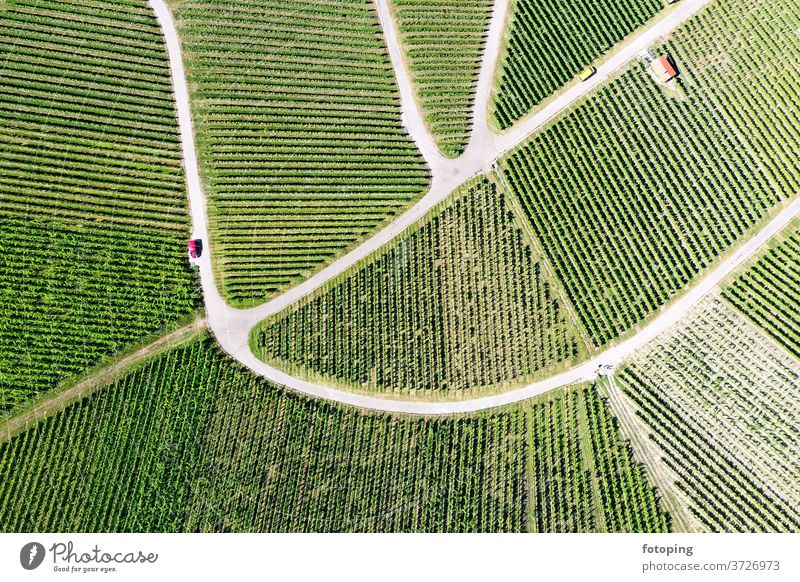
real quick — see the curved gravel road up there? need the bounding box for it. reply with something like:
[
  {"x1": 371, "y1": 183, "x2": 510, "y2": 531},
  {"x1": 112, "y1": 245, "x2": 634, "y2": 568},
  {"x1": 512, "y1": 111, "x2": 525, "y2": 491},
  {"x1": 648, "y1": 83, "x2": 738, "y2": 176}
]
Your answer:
[{"x1": 149, "y1": 0, "x2": 797, "y2": 414}]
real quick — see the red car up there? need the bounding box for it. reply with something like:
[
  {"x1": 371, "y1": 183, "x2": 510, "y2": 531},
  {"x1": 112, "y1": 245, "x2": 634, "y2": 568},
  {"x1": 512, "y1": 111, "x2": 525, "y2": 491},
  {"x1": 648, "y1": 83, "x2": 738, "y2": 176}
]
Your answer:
[{"x1": 188, "y1": 239, "x2": 203, "y2": 259}]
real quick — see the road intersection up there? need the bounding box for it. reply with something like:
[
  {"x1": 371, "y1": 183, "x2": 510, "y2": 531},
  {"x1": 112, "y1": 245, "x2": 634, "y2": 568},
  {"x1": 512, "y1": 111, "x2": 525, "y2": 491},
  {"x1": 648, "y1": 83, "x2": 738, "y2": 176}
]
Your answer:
[{"x1": 149, "y1": 0, "x2": 797, "y2": 414}]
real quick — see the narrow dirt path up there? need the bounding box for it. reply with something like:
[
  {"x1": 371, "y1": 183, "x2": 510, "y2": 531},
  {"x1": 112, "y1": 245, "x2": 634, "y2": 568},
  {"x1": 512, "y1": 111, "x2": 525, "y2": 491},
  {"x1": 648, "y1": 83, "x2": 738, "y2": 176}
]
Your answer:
[
  {"x1": 147, "y1": 0, "x2": 800, "y2": 414},
  {"x1": 599, "y1": 376, "x2": 703, "y2": 532},
  {"x1": 0, "y1": 318, "x2": 207, "y2": 442}
]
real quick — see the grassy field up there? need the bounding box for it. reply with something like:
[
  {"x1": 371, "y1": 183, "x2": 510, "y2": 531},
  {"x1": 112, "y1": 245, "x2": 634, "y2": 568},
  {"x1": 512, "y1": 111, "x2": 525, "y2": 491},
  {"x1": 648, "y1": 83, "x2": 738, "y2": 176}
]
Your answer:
[
  {"x1": 618, "y1": 297, "x2": 800, "y2": 532},
  {"x1": 0, "y1": 336, "x2": 667, "y2": 532},
  {"x1": 723, "y1": 219, "x2": 800, "y2": 359},
  {"x1": 391, "y1": 0, "x2": 493, "y2": 157},
  {"x1": 491, "y1": 0, "x2": 662, "y2": 129},
  {"x1": 252, "y1": 178, "x2": 587, "y2": 398},
  {"x1": 171, "y1": 0, "x2": 430, "y2": 306},
  {"x1": 0, "y1": 0, "x2": 198, "y2": 417},
  {"x1": 499, "y1": 0, "x2": 800, "y2": 347}
]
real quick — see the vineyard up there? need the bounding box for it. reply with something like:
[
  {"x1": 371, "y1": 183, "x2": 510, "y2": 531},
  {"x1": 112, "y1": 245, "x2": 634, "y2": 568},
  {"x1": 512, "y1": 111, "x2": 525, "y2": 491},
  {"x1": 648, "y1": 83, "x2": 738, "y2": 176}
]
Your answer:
[
  {"x1": 618, "y1": 298, "x2": 800, "y2": 532},
  {"x1": 528, "y1": 384, "x2": 669, "y2": 532},
  {"x1": 0, "y1": 336, "x2": 667, "y2": 532},
  {"x1": 5, "y1": 0, "x2": 800, "y2": 539},
  {"x1": 499, "y1": 0, "x2": 800, "y2": 347},
  {"x1": 491, "y1": 0, "x2": 662, "y2": 129},
  {"x1": 252, "y1": 178, "x2": 586, "y2": 398},
  {"x1": 723, "y1": 220, "x2": 800, "y2": 359},
  {"x1": 390, "y1": 0, "x2": 493, "y2": 157},
  {"x1": 0, "y1": 0, "x2": 198, "y2": 416},
  {"x1": 172, "y1": 0, "x2": 430, "y2": 305},
  {"x1": 0, "y1": 335, "x2": 528, "y2": 532}
]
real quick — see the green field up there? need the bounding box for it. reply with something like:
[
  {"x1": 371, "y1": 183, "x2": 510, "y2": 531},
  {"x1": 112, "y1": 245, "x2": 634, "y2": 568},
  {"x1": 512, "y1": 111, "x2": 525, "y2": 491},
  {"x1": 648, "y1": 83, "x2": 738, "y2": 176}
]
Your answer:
[
  {"x1": 723, "y1": 220, "x2": 800, "y2": 359},
  {"x1": 0, "y1": 336, "x2": 667, "y2": 532},
  {"x1": 500, "y1": 0, "x2": 800, "y2": 347},
  {"x1": 252, "y1": 178, "x2": 586, "y2": 398},
  {"x1": 3, "y1": 0, "x2": 798, "y2": 538},
  {"x1": 618, "y1": 298, "x2": 800, "y2": 532},
  {"x1": 171, "y1": 0, "x2": 431, "y2": 305},
  {"x1": 0, "y1": 0, "x2": 198, "y2": 417},
  {"x1": 391, "y1": 0, "x2": 493, "y2": 157},
  {"x1": 491, "y1": 0, "x2": 662, "y2": 129},
  {"x1": 529, "y1": 383, "x2": 669, "y2": 532}
]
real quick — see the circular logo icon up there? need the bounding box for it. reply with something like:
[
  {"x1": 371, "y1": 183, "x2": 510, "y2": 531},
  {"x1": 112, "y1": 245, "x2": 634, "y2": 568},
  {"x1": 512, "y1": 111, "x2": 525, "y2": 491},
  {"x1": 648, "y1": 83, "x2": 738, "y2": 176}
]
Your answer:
[{"x1": 20, "y1": 542, "x2": 46, "y2": 570}]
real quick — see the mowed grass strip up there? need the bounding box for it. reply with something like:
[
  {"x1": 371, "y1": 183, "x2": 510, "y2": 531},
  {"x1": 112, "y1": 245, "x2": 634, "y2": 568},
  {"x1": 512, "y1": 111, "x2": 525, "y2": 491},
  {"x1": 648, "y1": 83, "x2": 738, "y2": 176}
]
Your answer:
[
  {"x1": 173, "y1": 0, "x2": 430, "y2": 306},
  {"x1": 0, "y1": 0, "x2": 198, "y2": 417}
]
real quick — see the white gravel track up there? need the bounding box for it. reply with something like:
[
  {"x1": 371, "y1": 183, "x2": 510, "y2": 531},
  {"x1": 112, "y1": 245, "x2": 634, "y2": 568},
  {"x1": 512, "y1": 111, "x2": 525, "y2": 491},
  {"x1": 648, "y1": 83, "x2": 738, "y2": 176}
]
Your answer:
[{"x1": 149, "y1": 0, "x2": 797, "y2": 414}]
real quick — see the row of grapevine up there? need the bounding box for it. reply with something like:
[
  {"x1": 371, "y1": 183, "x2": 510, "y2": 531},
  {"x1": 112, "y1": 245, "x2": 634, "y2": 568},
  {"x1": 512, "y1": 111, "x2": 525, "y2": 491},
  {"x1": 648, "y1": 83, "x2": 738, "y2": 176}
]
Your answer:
[
  {"x1": 499, "y1": 0, "x2": 800, "y2": 347},
  {"x1": 252, "y1": 178, "x2": 585, "y2": 398},
  {"x1": 0, "y1": 0, "x2": 199, "y2": 417},
  {"x1": 491, "y1": 0, "x2": 662, "y2": 129},
  {"x1": 723, "y1": 219, "x2": 800, "y2": 359},
  {"x1": 391, "y1": 0, "x2": 493, "y2": 157},
  {"x1": 529, "y1": 384, "x2": 669, "y2": 532},
  {"x1": 173, "y1": 0, "x2": 431, "y2": 306},
  {"x1": 618, "y1": 297, "x2": 800, "y2": 532},
  {"x1": 186, "y1": 379, "x2": 530, "y2": 532},
  {"x1": 0, "y1": 336, "x2": 669, "y2": 532},
  {"x1": 0, "y1": 335, "x2": 526, "y2": 532}
]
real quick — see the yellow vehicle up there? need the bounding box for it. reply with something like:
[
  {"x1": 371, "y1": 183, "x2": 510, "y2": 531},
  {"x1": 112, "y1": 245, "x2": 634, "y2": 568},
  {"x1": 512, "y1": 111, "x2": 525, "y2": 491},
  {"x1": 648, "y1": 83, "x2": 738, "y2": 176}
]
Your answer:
[{"x1": 578, "y1": 66, "x2": 597, "y2": 82}]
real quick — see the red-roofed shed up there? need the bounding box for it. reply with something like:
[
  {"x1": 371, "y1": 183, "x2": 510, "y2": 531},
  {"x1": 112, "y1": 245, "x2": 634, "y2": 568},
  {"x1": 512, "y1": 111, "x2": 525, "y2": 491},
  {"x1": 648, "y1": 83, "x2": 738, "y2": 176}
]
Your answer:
[{"x1": 652, "y1": 55, "x2": 678, "y2": 82}]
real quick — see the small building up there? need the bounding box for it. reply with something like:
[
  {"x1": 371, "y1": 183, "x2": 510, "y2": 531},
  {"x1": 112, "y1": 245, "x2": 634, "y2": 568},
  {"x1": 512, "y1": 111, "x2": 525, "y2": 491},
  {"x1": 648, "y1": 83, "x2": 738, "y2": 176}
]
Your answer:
[{"x1": 652, "y1": 55, "x2": 678, "y2": 82}]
